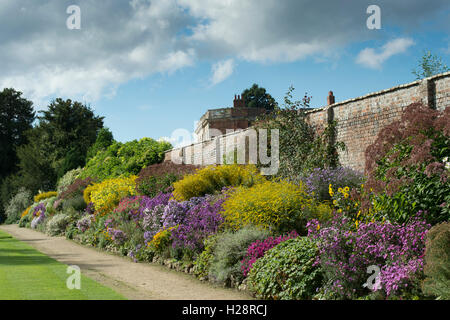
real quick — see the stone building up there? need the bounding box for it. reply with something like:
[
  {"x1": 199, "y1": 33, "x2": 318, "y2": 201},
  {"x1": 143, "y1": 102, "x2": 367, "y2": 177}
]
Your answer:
[{"x1": 194, "y1": 95, "x2": 267, "y2": 142}]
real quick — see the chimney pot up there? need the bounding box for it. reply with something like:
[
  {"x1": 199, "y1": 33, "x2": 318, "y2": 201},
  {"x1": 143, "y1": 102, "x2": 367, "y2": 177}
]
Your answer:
[{"x1": 327, "y1": 91, "x2": 335, "y2": 106}]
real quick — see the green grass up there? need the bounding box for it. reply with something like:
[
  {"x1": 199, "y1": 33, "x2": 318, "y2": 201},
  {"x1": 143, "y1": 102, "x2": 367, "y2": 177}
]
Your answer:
[{"x1": 0, "y1": 230, "x2": 126, "y2": 300}]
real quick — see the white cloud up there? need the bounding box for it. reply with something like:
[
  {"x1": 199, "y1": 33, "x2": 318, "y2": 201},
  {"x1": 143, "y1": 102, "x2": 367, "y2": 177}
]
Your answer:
[
  {"x1": 210, "y1": 59, "x2": 235, "y2": 85},
  {"x1": 0, "y1": 0, "x2": 447, "y2": 104},
  {"x1": 356, "y1": 38, "x2": 415, "y2": 69}
]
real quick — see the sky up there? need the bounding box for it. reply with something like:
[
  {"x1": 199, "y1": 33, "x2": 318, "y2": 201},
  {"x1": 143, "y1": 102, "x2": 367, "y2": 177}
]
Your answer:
[{"x1": 1, "y1": 0, "x2": 449, "y2": 145}]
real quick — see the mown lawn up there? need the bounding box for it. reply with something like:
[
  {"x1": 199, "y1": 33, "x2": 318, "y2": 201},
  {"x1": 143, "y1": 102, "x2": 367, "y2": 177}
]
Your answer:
[{"x1": 0, "y1": 230, "x2": 125, "y2": 300}]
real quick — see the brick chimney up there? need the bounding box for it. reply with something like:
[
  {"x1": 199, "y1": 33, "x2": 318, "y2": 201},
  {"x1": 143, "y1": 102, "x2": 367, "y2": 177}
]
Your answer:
[
  {"x1": 327, "y1": 91, "x2": 335, "y2": 106},
  {"x1": 233, "y1": 95, "x2": 246, "y2": 108}
]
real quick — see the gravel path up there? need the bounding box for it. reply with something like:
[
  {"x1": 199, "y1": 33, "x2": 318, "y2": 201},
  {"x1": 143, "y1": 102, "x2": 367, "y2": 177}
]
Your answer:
[{"x1": 0, "y1": 225, "x2": 252, "y2": 300}]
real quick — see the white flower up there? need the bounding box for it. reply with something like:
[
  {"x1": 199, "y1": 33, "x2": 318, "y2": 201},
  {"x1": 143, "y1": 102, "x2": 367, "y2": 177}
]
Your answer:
[{"x1": 443, "y1": 157, "x2": 450, "y2": 170}]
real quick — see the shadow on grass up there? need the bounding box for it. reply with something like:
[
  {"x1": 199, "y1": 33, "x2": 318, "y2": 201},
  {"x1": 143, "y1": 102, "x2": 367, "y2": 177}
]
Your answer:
[{"x1": 0, "y1": 254, "x2": 58, "y2": 266}]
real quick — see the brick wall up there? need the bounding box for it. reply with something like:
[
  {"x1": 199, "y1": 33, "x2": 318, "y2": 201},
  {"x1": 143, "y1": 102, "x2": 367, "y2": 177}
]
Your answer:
[{"x1": 165, "y1": 71, "x2": 450, "y2": 173}]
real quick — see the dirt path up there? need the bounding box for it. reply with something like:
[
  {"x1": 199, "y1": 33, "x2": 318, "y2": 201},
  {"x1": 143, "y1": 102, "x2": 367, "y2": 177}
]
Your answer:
[{"x1": 0, "y1": 225, "x2": 252, "y2": 300}]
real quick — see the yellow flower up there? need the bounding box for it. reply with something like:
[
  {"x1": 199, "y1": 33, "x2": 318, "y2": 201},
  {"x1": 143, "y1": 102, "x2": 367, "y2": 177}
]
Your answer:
[
  {"x1": 316, "y1": 224, "x2": 321, "y2": 231},
  {"x1": 21, "y1": 206, "x2": 32, "y2": 218},
  {"x1": 344, "y1": 186, "x2": 350, "y2": 192},
  {"x1": 355, "y1": 220, "x2": 359, "y2": 229},
  {"x1": 333, "y1": 200, "x2": 338, "y2": 205},
  {"x1": 344, "y1": 193, "x2": 349, "y2": 199}
]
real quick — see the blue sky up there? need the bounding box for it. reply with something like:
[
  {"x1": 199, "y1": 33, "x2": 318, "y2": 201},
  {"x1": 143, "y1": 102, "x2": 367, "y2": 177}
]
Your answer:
[{"x1": 1, "y1": 1, "x2": 449, "y2": 144}]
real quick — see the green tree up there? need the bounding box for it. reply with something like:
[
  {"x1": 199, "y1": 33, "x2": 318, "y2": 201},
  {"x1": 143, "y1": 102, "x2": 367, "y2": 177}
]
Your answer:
[
  {"x1": 86, "y1": 127, "x2": 115, "y2": 160},
  {"x1": 0, "y1": 88, "x2": 35, "y2": 180},
  {"x1": 412, "y1": 51, "x2": 449, "y2": 80},
  {"x1": 255, "y1": 86, "x2": 344, "y2": 181},
  {"x1": 38, "y1": 98, "x2": 104, "y2": 178},
  {"x1": 241, "y1": 84, "x2": 277, "y2": 111},
  {"x1": 0, "y1": 88, "x2": 35, "y2": 221},
  {"x1": 15, "y1": 127, "x2": 58, "y2": 194}
]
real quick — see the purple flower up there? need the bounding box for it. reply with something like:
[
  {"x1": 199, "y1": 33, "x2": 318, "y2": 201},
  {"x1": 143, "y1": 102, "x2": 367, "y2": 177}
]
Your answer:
[
  {"x1": 308, "y1": 212, "x2": 430, "y2": 298},
  {"x1": 170, "y1": 196, "x2": 226, "y2": 252},
  {"x1": 107, "y1": 228, "x2": 127, "y2": 245}
]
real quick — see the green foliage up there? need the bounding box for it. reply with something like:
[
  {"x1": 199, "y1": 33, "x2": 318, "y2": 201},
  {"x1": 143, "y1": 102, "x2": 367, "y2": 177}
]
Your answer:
[
  {"x1": 13, "y1": 99, "x2": 104, "y2": 194},
  {"x1": 149, "y1": 227, "x2": 175, "y2": 258},
  {"x1": 241, "y1": 84, "x2": 277, "y2": 111},
  {"x1": 412, "y1": 51, "x2": 449, "y2": 80},
  {"x1": 193, "y1": 235, "x2": 218, "y2": 279},
  {"x1": 15, "y1": 127, "x2": 58, "y2": 194},
  {"x1": 365, "y1": 103, "x2": 450, "y2": 225},
  {"x1": 422, "y1": 222, "x2": 450, "y2": 299},
  {"x1": 81, "y1": 138, "x2": 172, "y2": 181},
  {"x1": 38, "y1": 98, "x2": 104, "y2": 179},
  {"x1": 62, "y1": 194, "x2": 87, "y2": 212},
  {"x1": 209, "y1": 226, "x2": 270, "y2": 286},
  {"x1": 86, "y1": 127, "x2": 115, "y2": 161},
  {"x1": 0, "y1": 88, "x2": 35, "y2": 181},
  {"x1": 4, "y1": 188, "x2": 32, "y2": 224},
  {"x1": 255, "y1": 86, "x2": 345, "y2": 181},
  {"x1": 247, "y1": 237, "x2": 323, "y2": 300},
  {"x1": 173, "y1": 164, "x2": 265, "y2": 201}
]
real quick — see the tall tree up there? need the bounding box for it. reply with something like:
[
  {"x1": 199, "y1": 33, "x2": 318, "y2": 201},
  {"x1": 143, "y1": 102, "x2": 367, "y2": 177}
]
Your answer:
[
  {"x1": 37, "y1": 98, "x2": 104, "y2": 178},
  {"x1": 0, "y1": 88, "x2": 35, "y2": 180},
  {"x1": 241, "y1": 84, "x2": 277, "y2": 111},
  {"x1": 15, "y1": 126, "x2": 57, "y2": 193},
  {"x1": 0, "y1": 88, "x2": 35, "y2": 221},
  {"x1": 412, "y1": 51, "x2": 449, "y2": 80}
]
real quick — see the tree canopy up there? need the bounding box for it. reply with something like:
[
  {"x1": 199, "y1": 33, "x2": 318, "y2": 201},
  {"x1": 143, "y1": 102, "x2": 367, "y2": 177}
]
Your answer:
[
  {"x1": 412, "y1": 51, "x2": 449, "y2": 80},
  {"x1": 241, "y1": 84, "x2": 277, "y2": 111},
  {"x1": 86, "y1": 127, "x2": 115, "y2": 160},
  {"x1": 37, "y1": 98, "x2": 104, "y2": 178},
  {"x1": 0, "y1": 88, "x2": 35, "y2": 180}
]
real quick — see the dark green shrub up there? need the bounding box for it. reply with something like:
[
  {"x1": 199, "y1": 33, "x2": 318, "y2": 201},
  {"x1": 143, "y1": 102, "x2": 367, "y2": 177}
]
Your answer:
[
  {"x1": 209, "y1": 226, "x2": 270, "y2": 287},
  {"x1": 62, "y1": 194, "x2": 87, "y2": 212},
  {"x1": 422, "y1": 222, "x2": 450, "y2": 299},
  {"x1": 194, "y1": 235, "x2": 218, "y2": 279},
  {"x1": 247, "y1": 237, "x2": 323, "y2": 300}
]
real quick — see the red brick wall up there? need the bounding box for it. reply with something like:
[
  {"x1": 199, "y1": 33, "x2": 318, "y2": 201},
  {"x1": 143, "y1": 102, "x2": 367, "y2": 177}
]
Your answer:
[
  {"x1": 307, "y1": 72, "x2": 450, "y2": 172},
  {"x1": 166, "y1": 72, "x2": 450, "y2": 173}
]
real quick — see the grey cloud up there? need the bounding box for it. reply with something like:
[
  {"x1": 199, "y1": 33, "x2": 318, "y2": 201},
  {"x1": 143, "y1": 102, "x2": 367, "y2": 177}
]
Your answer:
[{"x1": 0, "y1": 0, "x2": 448, "y2": 104}]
